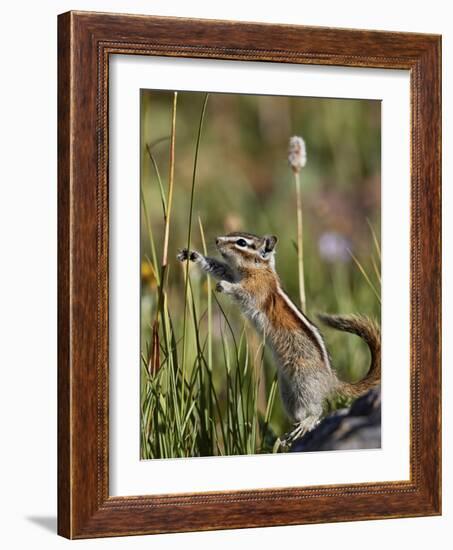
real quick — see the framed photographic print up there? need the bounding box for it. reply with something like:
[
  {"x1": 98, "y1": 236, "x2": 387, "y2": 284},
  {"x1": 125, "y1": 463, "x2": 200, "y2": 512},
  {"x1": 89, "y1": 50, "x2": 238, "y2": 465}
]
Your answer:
[{"x1": 58, "y1": 11, "x2": 441, "y2": 538}]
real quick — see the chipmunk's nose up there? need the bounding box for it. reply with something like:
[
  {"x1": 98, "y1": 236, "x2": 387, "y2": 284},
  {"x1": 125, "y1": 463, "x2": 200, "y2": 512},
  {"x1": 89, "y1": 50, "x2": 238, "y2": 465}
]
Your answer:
[{"x1": 216, "y1": 237, "x2": 221, "y2": 246}]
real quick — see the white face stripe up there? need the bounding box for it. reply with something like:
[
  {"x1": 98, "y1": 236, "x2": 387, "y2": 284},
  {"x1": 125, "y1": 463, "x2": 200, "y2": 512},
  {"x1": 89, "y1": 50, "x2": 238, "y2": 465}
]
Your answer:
[
  {"x1": 222, "y1": 236, "x2": 255, "y2": 246},
  {"x1": 276, "y1": 287, "x2": 332, "y2": 370},
  {"x1": 234, "y1": 244, "x2": 262, "y2": 257}
]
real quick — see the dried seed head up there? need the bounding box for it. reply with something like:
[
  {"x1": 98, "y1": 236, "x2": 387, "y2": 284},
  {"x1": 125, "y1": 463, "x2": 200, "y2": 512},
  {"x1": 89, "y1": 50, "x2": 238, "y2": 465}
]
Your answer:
[{"x1": 288, "y1": 136, "x2": 307, "y2": 174}]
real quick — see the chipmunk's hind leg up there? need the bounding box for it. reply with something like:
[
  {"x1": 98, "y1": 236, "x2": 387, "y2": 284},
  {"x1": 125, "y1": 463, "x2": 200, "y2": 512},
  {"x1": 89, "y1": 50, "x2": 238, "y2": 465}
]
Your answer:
[
  {"x1": 275, "y1": 394, "x2": 323, "y2": 451},
  {"x1": 274, "y1": 374, "x2": 324, "y2": 450}
]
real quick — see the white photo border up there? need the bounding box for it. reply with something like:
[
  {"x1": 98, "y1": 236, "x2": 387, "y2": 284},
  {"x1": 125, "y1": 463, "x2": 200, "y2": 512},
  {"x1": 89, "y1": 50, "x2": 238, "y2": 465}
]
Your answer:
[{"x1": 109, "y1": 55, "x2": 410, "y2": 496}]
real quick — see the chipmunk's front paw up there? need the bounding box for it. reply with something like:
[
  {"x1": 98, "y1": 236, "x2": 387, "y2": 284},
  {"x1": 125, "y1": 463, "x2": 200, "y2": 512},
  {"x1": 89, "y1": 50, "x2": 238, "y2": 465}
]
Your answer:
[
  {"x1": 216, "y1": 281, "x2": 233, "y2": 294},
  {"x1": 177, "y1": 248, "x2": 199, "y2": 262}
]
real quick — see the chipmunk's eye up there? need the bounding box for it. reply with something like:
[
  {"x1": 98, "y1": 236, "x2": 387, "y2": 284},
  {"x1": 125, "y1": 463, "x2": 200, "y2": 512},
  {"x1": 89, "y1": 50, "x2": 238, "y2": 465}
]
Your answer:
[{"x1": 236, "y1": 239, "x2": 247, "y2": 247}]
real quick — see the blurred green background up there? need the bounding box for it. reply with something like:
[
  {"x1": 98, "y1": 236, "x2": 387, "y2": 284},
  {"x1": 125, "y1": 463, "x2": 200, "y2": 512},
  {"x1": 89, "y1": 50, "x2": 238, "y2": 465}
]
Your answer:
[{"x1": 140, "y1": 90, "x2": 381, "y2": 455}]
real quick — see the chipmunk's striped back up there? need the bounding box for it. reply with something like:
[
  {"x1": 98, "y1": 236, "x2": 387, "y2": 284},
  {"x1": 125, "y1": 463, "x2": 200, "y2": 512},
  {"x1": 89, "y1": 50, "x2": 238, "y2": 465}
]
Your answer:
[{"x1": 275, "y1": 286, "x2": 331, "y2": 370}]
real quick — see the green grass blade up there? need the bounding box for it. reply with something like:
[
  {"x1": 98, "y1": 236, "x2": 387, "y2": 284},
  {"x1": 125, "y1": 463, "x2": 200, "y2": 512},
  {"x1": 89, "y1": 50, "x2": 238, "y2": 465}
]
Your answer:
[
  {"x1": 181, "y1": 93, "x2": 210, "y2": 415},
  {"x1": 145, "y1": 142, "x2": 168, "y2": 218},
  {"x1": 348, "y1": 249, "x2": 381, "y2": 304},
  {"x1": 140, "y1": 185, "x2": 160, "y2": 286}
]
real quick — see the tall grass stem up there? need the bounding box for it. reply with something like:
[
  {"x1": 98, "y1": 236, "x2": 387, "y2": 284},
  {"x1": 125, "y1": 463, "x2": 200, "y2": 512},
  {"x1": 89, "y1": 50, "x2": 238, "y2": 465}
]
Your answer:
[
  {"x1": 198, "y1": 216, "x2": 212, "y2": 371},
  {"x1": 149, "y1": 92, "x2": 178, "y2": 375},
  {"x1": 181, "y1": 93, "x2": 209, "y2": 415},
  {"x1": 294, "y1": 172, "x2": 306, "y2": 311},
  {"x1": 162, "y1": 92, "x2": 178, "y2": 269}
]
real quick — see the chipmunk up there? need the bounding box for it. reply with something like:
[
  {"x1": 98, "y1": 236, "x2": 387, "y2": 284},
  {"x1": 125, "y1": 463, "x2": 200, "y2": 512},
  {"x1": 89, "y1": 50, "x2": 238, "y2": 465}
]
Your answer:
[{"x1": 177, "y1": 232, "x2": 380, "y2": 448}]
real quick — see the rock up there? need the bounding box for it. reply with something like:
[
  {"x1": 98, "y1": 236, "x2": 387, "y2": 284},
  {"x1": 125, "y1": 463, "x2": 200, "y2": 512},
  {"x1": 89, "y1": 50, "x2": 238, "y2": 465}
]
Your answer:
[{"x1": 290, "y1": 387, "x2": 381, "y2": 452}]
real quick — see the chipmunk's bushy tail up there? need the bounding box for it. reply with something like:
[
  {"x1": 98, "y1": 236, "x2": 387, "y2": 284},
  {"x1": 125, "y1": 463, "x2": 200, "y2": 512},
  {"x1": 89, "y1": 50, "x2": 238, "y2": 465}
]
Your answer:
[{"x1": 317, "y1": 313, "x2": 381, "y2": 398}]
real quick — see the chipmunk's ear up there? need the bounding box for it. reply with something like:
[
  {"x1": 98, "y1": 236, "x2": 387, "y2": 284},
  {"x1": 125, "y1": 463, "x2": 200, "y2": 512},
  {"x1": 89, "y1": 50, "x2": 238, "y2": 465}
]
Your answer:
[{"x1": 263, "y1": 235, "x2": 278, "y2": 253}]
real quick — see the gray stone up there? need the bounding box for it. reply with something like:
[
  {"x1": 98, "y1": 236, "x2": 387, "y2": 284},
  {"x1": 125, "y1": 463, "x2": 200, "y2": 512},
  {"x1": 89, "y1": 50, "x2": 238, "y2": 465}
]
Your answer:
[{"x1": 290, "y1": 387, "x2": 381, "y2": 452}]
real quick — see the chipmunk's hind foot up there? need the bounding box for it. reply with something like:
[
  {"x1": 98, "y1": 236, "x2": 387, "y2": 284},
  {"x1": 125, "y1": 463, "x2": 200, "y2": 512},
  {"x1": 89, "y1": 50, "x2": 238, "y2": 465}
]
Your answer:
[{"x1": 275, "y1": 415, "x2": 321, "y2": 452}]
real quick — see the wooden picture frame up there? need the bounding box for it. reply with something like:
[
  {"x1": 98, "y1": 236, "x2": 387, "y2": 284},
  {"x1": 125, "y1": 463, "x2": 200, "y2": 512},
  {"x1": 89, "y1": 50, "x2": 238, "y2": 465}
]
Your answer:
[{"x1": 57, "y1": 10, "x2": 441, "y2": 539}]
